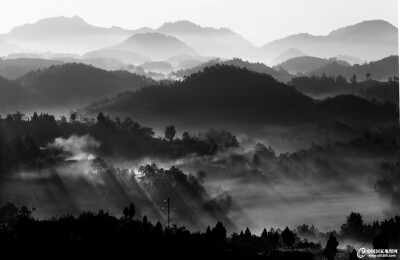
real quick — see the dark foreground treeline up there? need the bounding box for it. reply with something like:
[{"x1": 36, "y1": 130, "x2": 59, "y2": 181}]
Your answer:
[{"x1": 0, "y1": 203, "x2": 399, "y2": 259}]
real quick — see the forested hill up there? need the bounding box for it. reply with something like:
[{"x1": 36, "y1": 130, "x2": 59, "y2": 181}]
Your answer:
[
  {"x1": 0, "y1": 63, "x2": 155, "y2": 112},
  {"x1": 171, "y1": 58, "x2": 293, "y2": 83},
  {"x1": 82, "y1": 65, "x2": 397, "y2": 127}
]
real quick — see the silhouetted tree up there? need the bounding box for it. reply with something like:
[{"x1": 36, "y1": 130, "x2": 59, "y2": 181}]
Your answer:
[
  {"x1": 205, "y1": 226, "x2": 212, "y2": 238},
  {"x1": 211, "y1": 221, "x2": 226, "y2": 241},
  {"x1": 351, "y1": 74, "x2": 357, "y2": 95},
  {"x1": 366, "y1": 72, "x2": 371, "y2": 81},
  {"x1": 0, "y1": 203, "x2": 19, "y2": 229},
  {"x1": 323, "y1": 233, "x2": 339, "y2": 260},
  {"x1": 261, "y1": 228, "x2": 268, "y2": 239},
  {"x1": 69, "y1": 111, "x2": 77, "y2": 122},
  {"x1": 97, "y1": 112, "x2": 106, "y2": 126},
  {"x1": 153, "y1": 221, "x2": 163, "y2": 237},
  {"x1": 164, "y1": 125, "x2": 176, "y2": 141},
  {"x1": 281, "y1": 227, "x2": 295, "y2": 248},
  {"x1": 244, "y1": 227, "x2": 252, "y2": 238},
  {"x1": 340, "y1": 212, "x2": 364, "y2": 239},
  {"x1": 128, "y1": 203, "x2": 135, "y2": 219}
]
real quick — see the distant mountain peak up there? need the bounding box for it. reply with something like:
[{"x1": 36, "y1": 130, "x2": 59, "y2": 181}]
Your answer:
[
  {"x1": 32, "y1": 15, "x2": 88, "y2": 25},
  {"x1": 158, "y1": 20, "x2": 235, "y2": 34},
  {"x1": 328, "y1": 19, "x2": 398, "y2": 37},
  {"x1": 125, "y1": 32, "x2": 181, "y2": 42},
  {"x1": 111, "y1": 32, "x2": 198, "y2": 60},
  {"x1": 71, "y1": 15, "x2": 84, "y2": 21}
]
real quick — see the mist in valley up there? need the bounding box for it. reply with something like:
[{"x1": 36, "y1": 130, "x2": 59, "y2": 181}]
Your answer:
[{"x1": 0, "y1": 1, "x2": 399, "y2": 258}]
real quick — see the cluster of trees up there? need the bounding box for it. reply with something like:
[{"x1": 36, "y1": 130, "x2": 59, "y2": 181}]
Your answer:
[
  {"x1": 0, "y1": 202, "x2": 398, "y2": 259},
  {"x1": 0, "y1": 111, "x2": 240, "y2": 177}
]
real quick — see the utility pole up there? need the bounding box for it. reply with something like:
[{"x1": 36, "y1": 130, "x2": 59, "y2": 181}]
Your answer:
[
  {"x1": 167, "y1": 197, "x2": 170, "y2": 228},
  {"x1": 303, "y1": 150, "x2": 306, "y2": 179}
]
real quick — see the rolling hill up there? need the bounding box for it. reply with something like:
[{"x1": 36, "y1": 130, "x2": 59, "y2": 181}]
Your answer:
[
  {"x1": 82, "y1": 65, "x2": 396, "y2": 128},
  {"x1": 108, "y1": 32, "x2": 199, "y2": 60},
  {"x1": 0, "y1": 58, "x2": 65, "y2": 79},
  {"x1": 0, "y1": 63, "x2": 155, "y2": 113},
  {"x1": 277, "y1": 56, "x2": 351, "y2": 75},
  {"x1": 270, "y1": 48, "x2": 306, "y2": 66},
  {"x1": 308, "y1": 55, "x2": 399, "y2": 81},
  {"x1": 252, "y1": 20, "x2": 398, "y2": 63},
  {"x1": 82, "y1": 49, "x2": 151, "y2": 65},
  {"x1": 171, "y1": 58, "x2": 293, "y2": 83},
  {"x1": 156, "y1": 20, "x2": 253, "y2": 58}
]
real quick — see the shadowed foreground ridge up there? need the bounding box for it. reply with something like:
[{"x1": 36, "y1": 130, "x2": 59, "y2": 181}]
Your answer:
[{"x1": 0, "y1": 203, "x2": 399, "y2": 259}]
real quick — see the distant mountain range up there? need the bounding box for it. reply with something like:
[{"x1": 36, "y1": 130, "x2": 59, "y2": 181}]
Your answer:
[
  {"x1": 157, "y1": 20, "x2": 253, "y2": 58},
  {"x1": 253, "y1": 20, "x2": 398, "y2": 62},
  {"x1": 1, "y1": 16, "x2": 397, "y2": 63},
  {"x1": 5, "y1": 16, "x2": 134, "y2": 54}
]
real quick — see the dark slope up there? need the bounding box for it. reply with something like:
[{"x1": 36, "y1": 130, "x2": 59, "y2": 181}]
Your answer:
[
  {"x1": 172, "y1": 58, "x2": 293, "y2": 83},
  {"x1": 17, "y1": 63, "x2": 154, "y2": 107},
  {"x1": 0, "y1": 76, "x2": 35, "y2": 112},
  {"x1": 0, "y1": 63, "x2": 155, "y2": 113},
  {"x1": 0, "y1": 58, "x2": 65, "y2": 79},
  {"x1": 82, "y1": 65, "x2": 396, "y2": 127}
]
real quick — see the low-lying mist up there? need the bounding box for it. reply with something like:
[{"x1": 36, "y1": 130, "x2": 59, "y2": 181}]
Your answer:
[{"x1": 2, "y1": 122, "x2": 398, "y2": 240}]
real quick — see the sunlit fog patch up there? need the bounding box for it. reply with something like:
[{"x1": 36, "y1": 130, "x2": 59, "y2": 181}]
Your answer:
[{"x1": 49, "y1": 135, "x2": 100, "y2": 161}]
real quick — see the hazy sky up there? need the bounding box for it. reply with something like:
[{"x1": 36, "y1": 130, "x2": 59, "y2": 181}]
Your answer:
[{"x1": 1, "y1": 0, "x2": 398, "y2": 45}]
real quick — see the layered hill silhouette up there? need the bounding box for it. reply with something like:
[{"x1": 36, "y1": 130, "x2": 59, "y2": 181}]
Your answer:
[
  {"x1": 0, "y1": 38, "x2": 22, "y2": 56},
  {"x1": 252, "y1": 20, "x2": 398, "y2": 62},
  {"x1": 140, "y1": 61, "x2": 174, "y2": 74},
  {"x1": 157, "y1": 20, "x2": 253, "y2": 58},
  {"x1": 0, "y1": 76, "x2": 34, "y2": 112},
  {"x1": 277, "y1": 56, "x2": 351, "y2": 75},
  {"x1": 5, "y1": 16, "x2": 135, "y2": 53},
  {"x1": 82, "y1": 49, "x2": 151, "y2": 65},
  {"x1": 171, "y1": 58, "x2": 293, "y2": 83},
  {"x1": 83, "y1": 65, "x2": 397, "y2": 128},
  {"x1": 3, "y1": 16, "x2": 396, "y2": 64},
  {"x1": 0, "y1": 58, "x2": 65, "y2": 79},
  {"x1": 108, "y1": 32, "x2": 198, "y2": 61},
  {"x1": 308, "y1": 55, "x2": 399, "y2": 81},
  {"x1": 270, "y1": 48, "x2": 306, "y2": 65},
  {"x1": 0, "y1": 63, "x2": 154, "y2": 113}
]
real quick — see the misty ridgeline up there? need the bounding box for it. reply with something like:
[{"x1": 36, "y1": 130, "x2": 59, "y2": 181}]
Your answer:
[{"x1": 0, "y1": 13, "x2": 399, "y2": 259}]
